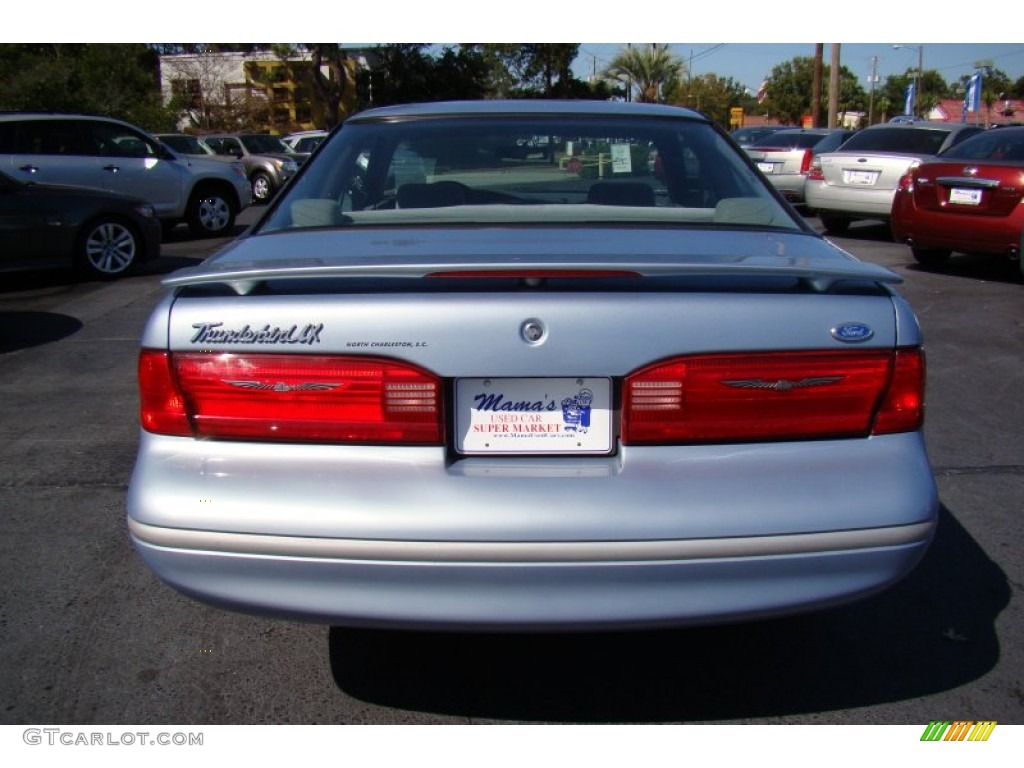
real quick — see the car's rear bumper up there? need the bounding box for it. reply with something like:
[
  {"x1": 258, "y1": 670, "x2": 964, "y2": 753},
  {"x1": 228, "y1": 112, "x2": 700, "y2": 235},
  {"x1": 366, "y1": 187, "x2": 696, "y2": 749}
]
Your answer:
[
  {"x1": 805, "y1": 182, "x2": 896, "y2": 219},
  {"x1": 127, "y1": 431, "x2": 938, "y2": 629},
  {"x1": 892, "y1": 201, "x2": 1024, "y2": 256},
  {"x1": 130, "y1": 518, "x2": 933, "y2": 630}
]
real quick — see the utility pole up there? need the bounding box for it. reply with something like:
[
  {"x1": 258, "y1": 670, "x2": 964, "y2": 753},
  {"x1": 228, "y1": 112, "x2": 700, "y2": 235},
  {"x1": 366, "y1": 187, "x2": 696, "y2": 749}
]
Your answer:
[
  {"x1": 868, "y1": 56, "x2": 879, "y2": 126},
  {"x1": 828, "y1": 44, "x2": 841, "y2": 128},
  {"x1": 812, "y1": 44, "x2": 823, "y2": 127}
]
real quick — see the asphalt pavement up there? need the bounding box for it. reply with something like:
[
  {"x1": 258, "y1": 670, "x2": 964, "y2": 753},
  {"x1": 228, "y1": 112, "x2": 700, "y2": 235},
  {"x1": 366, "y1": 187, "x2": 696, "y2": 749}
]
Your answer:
[{"x1": 0, "y1": 209, "x2": 1021, "y2": 726}]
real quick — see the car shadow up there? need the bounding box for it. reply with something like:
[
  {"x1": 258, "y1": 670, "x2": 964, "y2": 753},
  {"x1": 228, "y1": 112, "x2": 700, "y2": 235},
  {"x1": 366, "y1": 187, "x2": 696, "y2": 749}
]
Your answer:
[
  {"x1": 327, "y1": 504, "x2": 1008, "y2": 722},
  {"x1": 907, "y1": 253, "x2": 1023, "y2": 284},
  {"x1": 161, "y1": 222, "x2": 249, "y2": 244},
  {"x1": 0, "y1": 311, "x2": 83, "y2": 353}
]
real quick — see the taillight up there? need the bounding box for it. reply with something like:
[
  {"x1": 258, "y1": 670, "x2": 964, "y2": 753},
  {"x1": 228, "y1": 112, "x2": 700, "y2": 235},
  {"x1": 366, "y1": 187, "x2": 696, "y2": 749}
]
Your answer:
[
  {"x1": 799, "y1": 149, "x2": 814, "y2": 175},
  {"x1": 897, "y1": 171, "x2": 915, "y2": 193},
  {"x1": 806, "y1": 160, "x2": 825, "y2": 182},
  {"x1": 138, "y1": 350, "x2": 444, "y2": 444},
  {"x1": 139, "y1": 350, "x2": 191, "y2": 436},
  {"x1": 873, "y1": 349, "x2": 925, "y2": 434},
  {"x1": 622, "y1": 350, "x2": 924, "y2": 444}
]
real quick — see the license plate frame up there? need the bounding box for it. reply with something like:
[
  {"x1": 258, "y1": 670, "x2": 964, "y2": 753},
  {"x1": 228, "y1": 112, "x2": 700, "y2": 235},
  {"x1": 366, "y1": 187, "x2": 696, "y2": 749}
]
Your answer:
[
  {"x1": 454, "y1": 377, "x2": 613, "y2": 455},
  {"x1": 843, "y1": 169, "x2": 879, "y2": 186},
  {"x1": 949, "y1": 187, "x2": 983, "y2": 206}
]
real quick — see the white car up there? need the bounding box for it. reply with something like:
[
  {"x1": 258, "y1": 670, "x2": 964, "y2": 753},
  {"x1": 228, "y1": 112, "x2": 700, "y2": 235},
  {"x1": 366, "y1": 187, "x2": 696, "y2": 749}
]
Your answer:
[
  {"x1": 284, "y1": 130, "x2": 329, "y2": 153},
  {"x1": 804, "y1": 120, "x2": 984, "y2": 234},
  {"x1": 745, "y1": 128, "x2": 855, "y2": 204}
]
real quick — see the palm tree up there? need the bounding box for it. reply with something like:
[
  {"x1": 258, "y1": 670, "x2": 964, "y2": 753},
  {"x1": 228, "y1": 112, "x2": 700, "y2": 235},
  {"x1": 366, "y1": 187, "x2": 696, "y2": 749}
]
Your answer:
[{"x1": 603, "y1": 44, "x2": 687, "y2": 103}]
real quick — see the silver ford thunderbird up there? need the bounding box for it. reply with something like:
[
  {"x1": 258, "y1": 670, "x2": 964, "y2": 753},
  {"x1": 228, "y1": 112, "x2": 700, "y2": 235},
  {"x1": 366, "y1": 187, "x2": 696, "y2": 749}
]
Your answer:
[{"x1": 128, "y1": 101, "x2": 938, "y2": 630}]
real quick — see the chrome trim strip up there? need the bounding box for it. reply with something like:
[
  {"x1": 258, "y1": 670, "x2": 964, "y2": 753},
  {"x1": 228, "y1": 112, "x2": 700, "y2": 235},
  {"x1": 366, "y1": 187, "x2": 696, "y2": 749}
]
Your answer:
[{"x1": 129, "y1": 518, "x2": 934, "y2": 563}]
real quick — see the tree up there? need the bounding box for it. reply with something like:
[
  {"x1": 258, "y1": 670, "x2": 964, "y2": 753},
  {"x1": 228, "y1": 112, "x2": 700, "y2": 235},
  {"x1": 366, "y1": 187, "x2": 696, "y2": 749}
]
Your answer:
[
  {"x1": 603, "y1": 45, "x2": 687, "y2": 103},
  {"x1": 0, "y1": 44, "x2": 177, "y2": 130},
  {"x1": 159, "y1": 48, "x2": 249, "y2": 131},
  {"x1": 880, "y1": 69, "x2": 948, "y2": 118},
  {"x1": 304, "y1": 44, "x2": 357, "y2": 128},
  {"x1": 355, "y1": 45, "x2": 488, "y2": 108},
  {"x1": 670, "y1": 74, "x2": 748, "y2": 129},
  {"x1": 469, "y1": 44, "x2": 580, "y2": 98},
  {"x1": 760, "y1": 56, "x2": 866, "y2": 125}
]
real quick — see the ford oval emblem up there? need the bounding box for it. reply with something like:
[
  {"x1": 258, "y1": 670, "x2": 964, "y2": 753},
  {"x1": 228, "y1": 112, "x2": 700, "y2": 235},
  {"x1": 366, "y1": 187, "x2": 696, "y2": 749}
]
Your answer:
[{"x1": 831, "y1": 322, "x2": 874, "y2": 343}]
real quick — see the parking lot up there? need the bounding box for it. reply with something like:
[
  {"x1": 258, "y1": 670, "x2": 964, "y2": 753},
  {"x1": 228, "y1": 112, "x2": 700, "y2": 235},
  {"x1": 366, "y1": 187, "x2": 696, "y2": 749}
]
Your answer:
[{"x1": 1, "y1": 208, "x2": 1021, "y2": 725}]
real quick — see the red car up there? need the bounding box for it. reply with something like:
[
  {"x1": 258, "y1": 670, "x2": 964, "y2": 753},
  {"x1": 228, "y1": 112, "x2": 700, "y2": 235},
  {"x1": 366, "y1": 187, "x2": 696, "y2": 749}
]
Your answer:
[{"x1": 891, "y1": 125, "x2": 1024, "y2": 266}]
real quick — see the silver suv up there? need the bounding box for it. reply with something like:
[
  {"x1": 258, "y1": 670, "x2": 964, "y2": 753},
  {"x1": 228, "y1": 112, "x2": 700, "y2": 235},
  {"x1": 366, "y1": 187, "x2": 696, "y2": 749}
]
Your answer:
[
  {"x1": 203, "y1": 134, "x2": 307, "y2": 204},
  {"x1": 0, "y1": 114, "x2": 252, "y2": 237}
]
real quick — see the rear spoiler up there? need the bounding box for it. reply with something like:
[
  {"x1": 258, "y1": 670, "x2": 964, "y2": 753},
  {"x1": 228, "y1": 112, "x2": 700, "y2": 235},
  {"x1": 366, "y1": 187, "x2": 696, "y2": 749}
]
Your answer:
[{"x1": 161, "y1": 228, "x2": 905, "y2": 294}]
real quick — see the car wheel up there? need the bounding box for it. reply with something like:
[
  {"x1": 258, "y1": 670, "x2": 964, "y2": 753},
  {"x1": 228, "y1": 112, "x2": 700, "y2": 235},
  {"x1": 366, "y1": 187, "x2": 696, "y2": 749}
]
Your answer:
[
  {"x1": 911, "y1": 247, "x2": 952, "y2": 266},
  {"x1": 77, "y1": 218, "x2": 140, "y2": 279},
  {"x1": 251, "y1": 172, "x2": 274, "y2": 204},
  {"x1": 187, "y1": 190, "x2": 236, "y2": 237},
  {"x1": 818, "y1": 214, "x2": 850, "y2": 235}
]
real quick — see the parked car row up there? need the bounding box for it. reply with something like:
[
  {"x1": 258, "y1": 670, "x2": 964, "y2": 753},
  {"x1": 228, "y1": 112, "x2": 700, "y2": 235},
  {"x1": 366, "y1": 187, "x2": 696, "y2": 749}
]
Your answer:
[
  {"x1": 0, "y1": 114, "x2": 332, "y2": 280},
  {"x1": 744, "y1": 128, "x2": 855, "y2": 204},
  {"x1": 1, "y1": 112, "x2": 261, "y2": 279},
  {"x1": 736, "y1": 120, "x2": 1021, "y2": 274},
  {"x1": 889, "y1": 124, "x2": 1024, "y2": 268}
]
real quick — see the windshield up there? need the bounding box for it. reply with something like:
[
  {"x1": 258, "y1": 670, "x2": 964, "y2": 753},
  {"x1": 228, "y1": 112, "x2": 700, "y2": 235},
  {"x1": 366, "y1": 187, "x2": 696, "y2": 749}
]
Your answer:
[
  {"x1": 261, "y1": 114, "x2": 799, "y2": 232},
  {"x1": 751, "y1": 132, "x2": 829, "y2": 150},
  {"x1": 241, "y1": 135, "x2": 293, "y2": 154}
]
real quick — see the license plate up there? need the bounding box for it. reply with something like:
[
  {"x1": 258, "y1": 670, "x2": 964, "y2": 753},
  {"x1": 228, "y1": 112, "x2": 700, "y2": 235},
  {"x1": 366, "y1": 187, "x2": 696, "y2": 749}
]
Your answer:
[
  {"x1": 757, "y1": 162, "x2": 776, "y2": 174},
  {"x1": 455, "y1": 377, "x2": 612, "y2": 454},
  {"x1": 949, "y1": 187, "x2": 982, "y2": 205},
  {"x1": 843, "y1": 169, "x2": 878, "y2": 186}
]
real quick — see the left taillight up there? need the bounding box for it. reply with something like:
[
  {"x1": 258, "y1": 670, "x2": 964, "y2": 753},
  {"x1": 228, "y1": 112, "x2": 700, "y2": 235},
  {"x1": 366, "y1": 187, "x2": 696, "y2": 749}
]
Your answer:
[
  {"x1": 622, "y1": 349, "x2": 925, "y2": 445},
  {"x1": 138, "y1": 350, "x2": 444, "y2": 445}
]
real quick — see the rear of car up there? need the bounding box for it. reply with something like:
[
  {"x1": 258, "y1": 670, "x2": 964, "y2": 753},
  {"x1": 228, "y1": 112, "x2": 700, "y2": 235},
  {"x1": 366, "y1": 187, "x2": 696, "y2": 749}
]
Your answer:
[
  {"x1": 891, "y1": 125, "x2": 1024, "y2": 265},
  {"x1": 746, "y1": 128, "x2": 854, "y2": 203},
  {"x1": 128, "y1": 101, "x2": 937, "y2": 631},
  {"x1": 805, "y1": 121, "x2": 984, "y2": 233}
]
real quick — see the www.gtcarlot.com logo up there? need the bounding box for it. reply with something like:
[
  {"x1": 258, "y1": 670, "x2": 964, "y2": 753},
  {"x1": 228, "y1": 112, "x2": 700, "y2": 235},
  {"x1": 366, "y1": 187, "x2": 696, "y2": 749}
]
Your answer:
[{"x1": 920, "y1": 721, "x2": 997, "y2": 741}]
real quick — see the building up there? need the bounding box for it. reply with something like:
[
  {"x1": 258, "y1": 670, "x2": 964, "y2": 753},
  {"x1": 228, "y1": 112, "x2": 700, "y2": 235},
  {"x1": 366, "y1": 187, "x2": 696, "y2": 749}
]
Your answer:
[
  {"x1": 159, "y1": 48, "x2": 368, "y2": 134},
  {"x1": 926, "y1": 97, "x2": 1021, "y2": 126}
]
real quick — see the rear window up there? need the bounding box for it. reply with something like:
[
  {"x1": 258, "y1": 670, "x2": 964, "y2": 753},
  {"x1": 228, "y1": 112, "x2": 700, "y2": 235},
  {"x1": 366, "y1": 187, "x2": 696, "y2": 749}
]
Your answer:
[
  {"x1": 261, "y1": 114, "x2": 800, "y2": 233},
  {"x1": 751, "y1": 132, "x2": 827, "y2": 150},
  {"x1": 938, "y1": 128, "x2": 1024, "y2": 161},
  {"x1": 838, "y1": 127, "x2": 950, "y2": 155}
]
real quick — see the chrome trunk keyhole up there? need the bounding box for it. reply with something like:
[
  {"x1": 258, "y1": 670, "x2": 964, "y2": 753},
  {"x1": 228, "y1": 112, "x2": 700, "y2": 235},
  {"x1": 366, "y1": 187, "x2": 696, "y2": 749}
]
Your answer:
[{"x1": 521, "y1": 319, "x2": 546, "y2": 345}]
